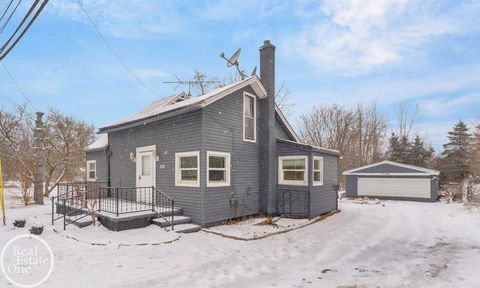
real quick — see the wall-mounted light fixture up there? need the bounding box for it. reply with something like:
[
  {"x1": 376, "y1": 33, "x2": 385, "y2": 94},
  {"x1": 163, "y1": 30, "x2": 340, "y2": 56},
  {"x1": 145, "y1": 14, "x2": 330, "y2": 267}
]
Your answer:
[{"x1": 129, "y1": 152, "x2": 136, "y2": 162}]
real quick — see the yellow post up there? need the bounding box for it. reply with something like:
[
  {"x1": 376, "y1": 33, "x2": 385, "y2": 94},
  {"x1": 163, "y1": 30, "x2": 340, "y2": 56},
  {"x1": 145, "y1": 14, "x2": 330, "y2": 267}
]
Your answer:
[{"x1": 0, "y1": 159, "x2": 5, "y2": 225}]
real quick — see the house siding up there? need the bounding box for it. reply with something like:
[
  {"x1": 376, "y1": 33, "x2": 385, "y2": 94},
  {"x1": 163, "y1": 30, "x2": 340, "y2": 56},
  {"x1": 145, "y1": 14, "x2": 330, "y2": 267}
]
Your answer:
[
  {"x1": 107, "y1": 111, "x2": 204, "y2": 224},
  {"x1": 310, "y1": 152, "x2": 339, "y2": 218},
  {"x1": 345, "y1": 174, "x2": 438, "y2": 202},
  {"x1": 274, "y1": 114, "x2": 291, "y2": 140},
  {"x1": 276, "y1": 141, "x2": 339, "y2": 218},
  {"x1": 276, "y1": 142, "x2": 310, "y2": 217},
  {"x1": 202, "y1": 86, "x2": 261, "y2": 224},
  {"x1": 86, "y1": 150, "x2": 108, "y2": 183}
]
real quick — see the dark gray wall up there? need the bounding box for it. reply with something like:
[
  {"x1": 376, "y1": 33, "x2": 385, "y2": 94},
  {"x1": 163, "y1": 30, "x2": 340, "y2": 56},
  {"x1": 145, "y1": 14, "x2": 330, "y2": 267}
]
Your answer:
[
  {"x1": 107, "y1": 111, "x2": 204, "y2": 224},
  {"x1": 310, "y1": 151, "x2": 339, "y2": 218},
  {"x1": 202, "y1": 86, "x2": 261, "y2": 224},
  {"x1": 86, "y1": 150, "x2": 108, "y2": 183},
  {"x1": 276, "y1": 140, "x2": 339, "y2": 218},
  {"x1": 353, "y1": 163, "x2": 429, "y2": 174},
  {"x1": 276, "y1": 142, "x2": 310, "y2": 217},
  {"x1": 274, "y1": 114, "x2": 291, "y2": 140},
  {"x1": 345, "y1": 174, "x2": 438, "y2": 202}
]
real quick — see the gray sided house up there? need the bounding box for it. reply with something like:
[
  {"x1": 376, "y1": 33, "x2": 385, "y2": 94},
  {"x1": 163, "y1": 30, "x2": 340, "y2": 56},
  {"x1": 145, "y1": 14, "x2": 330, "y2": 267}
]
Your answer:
[
  {"x1": 343, "y1": 160, "x2": 440, "y2": 202},
  {"x1": 85, "y1": 40, "x2": 340, "y2": 227}
]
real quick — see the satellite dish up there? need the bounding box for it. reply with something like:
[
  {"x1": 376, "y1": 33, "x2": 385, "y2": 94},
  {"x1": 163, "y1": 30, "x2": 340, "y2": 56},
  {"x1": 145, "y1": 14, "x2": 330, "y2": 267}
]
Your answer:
[
  {"x1": 220, "y1": 48, "x2": 248, "y2": 80},
  {"x1": 227, "y1": 48, "x2": 241, "y2": 67},
  {"x1": 251, "y1": 66, "x2": 257, "y2": 76}
]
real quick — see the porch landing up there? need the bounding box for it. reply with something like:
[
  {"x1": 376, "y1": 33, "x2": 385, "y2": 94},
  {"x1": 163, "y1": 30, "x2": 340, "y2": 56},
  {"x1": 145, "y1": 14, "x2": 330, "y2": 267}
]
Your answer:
[{"x1": 56, "y1": 199, "x2": 201, "y2": 233}]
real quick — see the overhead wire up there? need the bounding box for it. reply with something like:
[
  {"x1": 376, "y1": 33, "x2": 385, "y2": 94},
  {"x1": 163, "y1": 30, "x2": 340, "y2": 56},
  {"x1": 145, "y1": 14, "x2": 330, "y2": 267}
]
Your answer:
[
  {"x1": 75, "y1": 0, "x2": 162, "y2": 98},
  {"x1": 0, "y1": 0, "x2": 15, "y2": 23},
  {"x1": 0, "y1": 0, "x2": 49, "y2": 61},
  {"x1": 0, "y1": 0, "x2": 21, "y2": 35}
]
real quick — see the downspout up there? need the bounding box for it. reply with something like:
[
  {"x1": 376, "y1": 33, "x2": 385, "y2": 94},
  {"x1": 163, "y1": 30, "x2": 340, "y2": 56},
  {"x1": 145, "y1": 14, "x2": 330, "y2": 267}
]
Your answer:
[
  {"x1": 105, "y1": 145, "x2": 112, "y2": 187},
  {"x1": 200, "y1": 109, "x2": 205, "y2": 226}
]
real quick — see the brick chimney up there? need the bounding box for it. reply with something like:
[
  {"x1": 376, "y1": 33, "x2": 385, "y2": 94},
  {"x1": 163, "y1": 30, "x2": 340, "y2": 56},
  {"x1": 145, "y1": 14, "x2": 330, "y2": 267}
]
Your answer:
[{"x1": 259, "y1": 40, "x2": 277, "y2": 214}]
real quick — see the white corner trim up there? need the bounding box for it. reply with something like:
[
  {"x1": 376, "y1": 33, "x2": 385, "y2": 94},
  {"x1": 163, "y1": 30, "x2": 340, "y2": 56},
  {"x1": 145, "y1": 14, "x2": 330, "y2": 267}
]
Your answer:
[
  {"x1": 278, "y1": 155, "x2": 309, "y2": 186},
  {"x1": 342, "y1": 160, "x2": 440, "y2": 176},
  {"x1": 243, "y1": 92, "x2": 257, "y2": 143},
  {"x1": 86, "y1": 160, "x2": 97, "y2": 181},
  {"x1": 175, "y1": 151, "x2": 200, "y2": 187},
  {"x1": 206, "y1": 151, "x2": 231, "y2": 187},
  {"x1": 313, "y1": 156, "x2": 324, "y2": 186}
]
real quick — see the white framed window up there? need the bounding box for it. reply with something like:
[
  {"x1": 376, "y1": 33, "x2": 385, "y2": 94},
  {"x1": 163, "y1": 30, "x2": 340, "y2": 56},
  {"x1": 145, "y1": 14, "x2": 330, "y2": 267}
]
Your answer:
[
  {"x1": 243, "y1": 92, "x2": 256, "y2": 142},
  {"x1": 278, "y1": 156, "x2": 308, "y2": 186},
  {"x1": 86, "y1": 160, "x2": 96, "y2": 181},
  {"x1": 207, "y1": 151, "x2": 231, "y2": 187},
  {"x1": 313, "y1": 156, "x2": 324, "y2": 186},
  {"x1": 175, "y1": 151, "x2": 200, "y2": 187}
]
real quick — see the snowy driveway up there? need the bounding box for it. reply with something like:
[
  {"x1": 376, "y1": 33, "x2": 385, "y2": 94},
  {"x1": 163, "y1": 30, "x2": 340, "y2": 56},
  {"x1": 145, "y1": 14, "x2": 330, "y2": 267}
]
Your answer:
[{"x1": 1, "y1": 200, "x2": 480, "y2": 287}]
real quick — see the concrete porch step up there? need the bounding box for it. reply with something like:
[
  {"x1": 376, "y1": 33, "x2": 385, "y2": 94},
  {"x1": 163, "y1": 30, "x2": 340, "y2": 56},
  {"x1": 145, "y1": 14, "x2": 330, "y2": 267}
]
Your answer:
[
  {"x1": 66, "y1": 216, "x2": 93, "y2": 228},
  {"x1": 158, "y1": 207, "x2": 183, "y2": 217},
  {"x1": 174, "y1": 223, "x2": 201, "y2": 233},
  {"x1": 152, "y1": 215, "x2": 192, "y2": 228}
]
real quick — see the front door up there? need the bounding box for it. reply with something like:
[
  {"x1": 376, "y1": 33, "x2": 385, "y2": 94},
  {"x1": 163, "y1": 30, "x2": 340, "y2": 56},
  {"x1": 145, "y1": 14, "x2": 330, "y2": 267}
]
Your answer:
[{"x1": 136, "y1": 146, "x2": 156, "y2": 203}]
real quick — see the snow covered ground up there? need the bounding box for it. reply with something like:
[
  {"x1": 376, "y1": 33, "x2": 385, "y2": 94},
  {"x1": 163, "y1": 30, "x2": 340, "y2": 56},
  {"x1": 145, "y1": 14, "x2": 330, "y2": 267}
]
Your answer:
[{"x1": 1, "y1": 189, "x2": 480, "y2": 288}]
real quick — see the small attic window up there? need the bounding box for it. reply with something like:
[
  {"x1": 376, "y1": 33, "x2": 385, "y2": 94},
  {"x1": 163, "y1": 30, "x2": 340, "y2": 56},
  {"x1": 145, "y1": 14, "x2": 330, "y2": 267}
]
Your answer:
[{"x1": 243, "y1": 92, "x2": 256, "y2": 142}]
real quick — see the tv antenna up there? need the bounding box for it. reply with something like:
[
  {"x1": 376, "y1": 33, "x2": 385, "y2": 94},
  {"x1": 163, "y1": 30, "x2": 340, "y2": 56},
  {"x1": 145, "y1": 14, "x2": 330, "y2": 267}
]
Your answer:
[
  {"x1": 220, "y1": 48, "x2": 257, "y2": 80},
  {"x1": 163, "y1": 73, "x2": 220, "y2": 95}
]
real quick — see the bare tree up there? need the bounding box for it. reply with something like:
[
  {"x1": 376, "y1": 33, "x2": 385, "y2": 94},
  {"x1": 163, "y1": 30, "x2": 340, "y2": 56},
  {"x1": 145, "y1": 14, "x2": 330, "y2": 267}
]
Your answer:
[
  {"x1": 42, "y1": 108, "x2": 95, "y2": 196},
  {"x1": 299, "y1": 102, "x2": 387, "y2": 186},
  {"x1": 396, "y1": 103, "x2": 419, "y2": 139},
  {"x1": 0, "y1": 105, "x2": 95, "y2": 205}
]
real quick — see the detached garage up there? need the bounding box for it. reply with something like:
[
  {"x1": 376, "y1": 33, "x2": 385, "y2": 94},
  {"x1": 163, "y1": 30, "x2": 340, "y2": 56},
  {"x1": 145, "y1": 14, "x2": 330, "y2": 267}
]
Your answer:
[{"x1": 343, "y1": 160, "x2": 440, "y2": 202}]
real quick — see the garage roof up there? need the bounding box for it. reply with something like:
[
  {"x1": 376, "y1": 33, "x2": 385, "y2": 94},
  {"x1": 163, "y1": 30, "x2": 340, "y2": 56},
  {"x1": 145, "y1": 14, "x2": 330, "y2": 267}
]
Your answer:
[{"x1": 343, "y1": 160, "x2": 440, "y2": 176}]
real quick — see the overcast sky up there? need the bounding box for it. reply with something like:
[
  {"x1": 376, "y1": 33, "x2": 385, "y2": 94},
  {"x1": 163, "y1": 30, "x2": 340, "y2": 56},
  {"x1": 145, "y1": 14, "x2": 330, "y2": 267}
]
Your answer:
[{"x1": 1, "y1": 0, "x2": 479, "y2": 151}]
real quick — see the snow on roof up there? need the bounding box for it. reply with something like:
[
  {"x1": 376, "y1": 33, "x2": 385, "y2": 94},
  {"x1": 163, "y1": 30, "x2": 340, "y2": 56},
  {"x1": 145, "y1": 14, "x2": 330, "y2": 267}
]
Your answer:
[
  {"x1": 99, "y1": 76, "x2": 267, "y2": 132},
  {"x1": 86, "y1": 134, "x2": 108, "y2": 151},
  {"x1": 276, "y1": 138, "x2": 340, "y2": 155}
]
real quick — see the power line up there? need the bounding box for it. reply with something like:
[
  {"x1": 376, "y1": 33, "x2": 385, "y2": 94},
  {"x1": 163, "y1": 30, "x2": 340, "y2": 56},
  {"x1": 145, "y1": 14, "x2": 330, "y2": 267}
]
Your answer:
[
  {"x1": 1, "y1": 61, "x2": 36, "y2": 110},
  {"x1": 0, "y1": 0, "x2": 21, "y2": 35},
  {"x1": 0, "y1": 0, "x2": 49, "y2": 61},
  {"x1": 75, "y1": 0, "x2": 162, "y2": 98},
  {"x1": 0, "y1": 1, "x2": 15, "y2": 23}
]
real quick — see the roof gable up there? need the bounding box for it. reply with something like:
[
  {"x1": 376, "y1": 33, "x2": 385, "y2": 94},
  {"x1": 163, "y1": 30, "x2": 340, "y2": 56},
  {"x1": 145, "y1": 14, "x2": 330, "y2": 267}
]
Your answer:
[
  {"x1": 343, "y1": 160, "x2": 440, "y2": 176},
  {"x1": 99, "y1": 76, "x2": 266, "y2": 133}
]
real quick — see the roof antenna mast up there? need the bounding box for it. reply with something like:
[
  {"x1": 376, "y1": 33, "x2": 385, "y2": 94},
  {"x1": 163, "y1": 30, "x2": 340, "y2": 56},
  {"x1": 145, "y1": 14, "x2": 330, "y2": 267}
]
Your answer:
[
  {"x1": 163, "y1": 73, "x2": 219, "y2": 95},
  {"x1": 220, "y1": 48, "x2": 257, "y2": 80}
]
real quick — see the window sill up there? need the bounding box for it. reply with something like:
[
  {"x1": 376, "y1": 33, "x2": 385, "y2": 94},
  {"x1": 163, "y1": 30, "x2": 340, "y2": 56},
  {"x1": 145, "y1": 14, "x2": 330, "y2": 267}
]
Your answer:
[
  {"x1": 278, "y1": 182, "x2": 308, "y2": 186},
  {"x1": 175, "y1": 182, "x2": 200, "y2": 188},
  {"x1": 206, "y1": 182, "x2": 230, "y2": 188}
]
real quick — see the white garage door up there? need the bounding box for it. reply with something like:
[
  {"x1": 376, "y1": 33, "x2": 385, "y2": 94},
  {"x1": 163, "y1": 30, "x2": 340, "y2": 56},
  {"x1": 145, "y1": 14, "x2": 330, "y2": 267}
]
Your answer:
[{"x1": 358, "y1": 177, "x2": 431, "y2": 198}]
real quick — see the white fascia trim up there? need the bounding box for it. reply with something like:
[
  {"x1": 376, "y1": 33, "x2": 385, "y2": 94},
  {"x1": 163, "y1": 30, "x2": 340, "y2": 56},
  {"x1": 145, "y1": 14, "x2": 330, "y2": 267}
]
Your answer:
[
  {"x1": 243, "y1": 92, "x2": 257, "y2": 143},
  {"x1": 313, "y1": 156, "x2": 323, "y2": 186},
  {"x1": 175, "y1": 151, "x2": 200, "y2": 187},
  {"x1": 203, "y1": 76, "x2": 267, "y2": 108},
  {"x1": 278, "y1": 155, "x2": 309, "y2": 186},
  {"x1": 206, "y1": 151, "x2": 231, "y2": 187},
  {"x1": 342, "y1": 160, "x2": 440, "y2": 175},
  {"x1": 274, "y1": 105, "x2": 300, "y2": 142},
  {"x1": 86, "y1": 160, "x2": 97, "y2": 181},
  {"x1": 344, "y1": 173, "x2": 438, "y2": 176}
]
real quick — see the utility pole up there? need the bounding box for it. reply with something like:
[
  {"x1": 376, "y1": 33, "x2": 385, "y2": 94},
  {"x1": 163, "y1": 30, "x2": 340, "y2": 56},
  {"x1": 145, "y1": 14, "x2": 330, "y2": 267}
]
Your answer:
[{"x1": 33, "y1": 112, "x2": 44, "y2": 205}]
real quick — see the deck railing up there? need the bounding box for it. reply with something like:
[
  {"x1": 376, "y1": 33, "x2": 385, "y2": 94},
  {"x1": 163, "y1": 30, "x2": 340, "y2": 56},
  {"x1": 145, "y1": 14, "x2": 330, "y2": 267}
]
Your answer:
[{"x1": 52, "y1": 183, "x2": 175, "y2": 230}]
